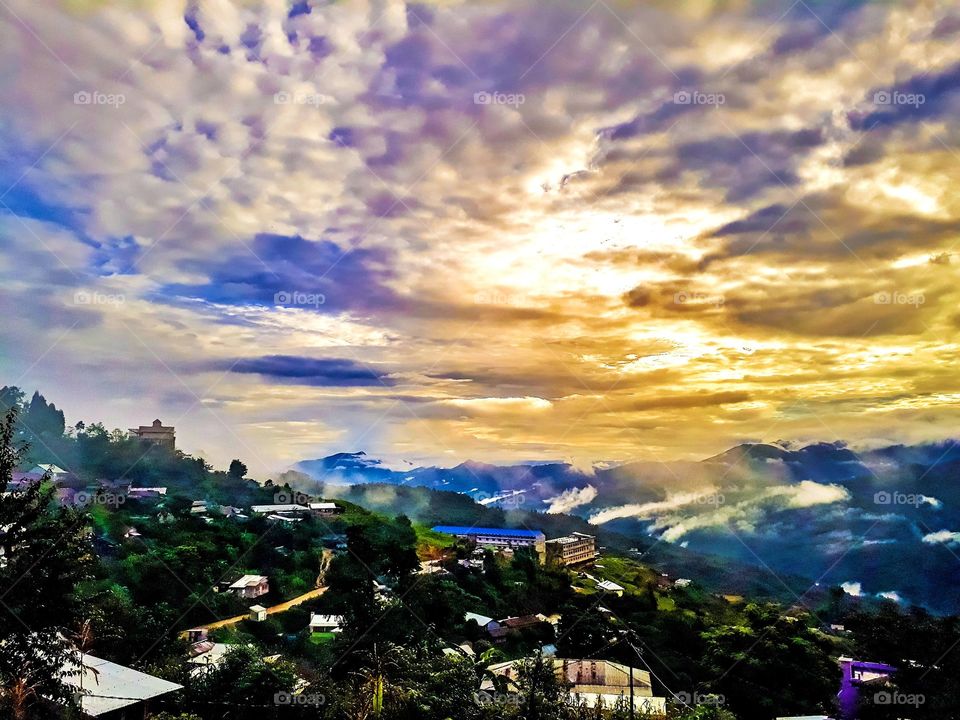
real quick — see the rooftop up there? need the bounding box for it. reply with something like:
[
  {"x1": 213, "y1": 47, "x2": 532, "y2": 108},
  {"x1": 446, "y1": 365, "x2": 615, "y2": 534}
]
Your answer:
[
  {"x1": 230, "y1": 574, "x2": 267, "y2": 588},
  {"x1": 432, "y1": 525, "x2": 544, "y2": 539},
  {"x1": 62, "y1": 652, "x2": 182, "y2": 717}
]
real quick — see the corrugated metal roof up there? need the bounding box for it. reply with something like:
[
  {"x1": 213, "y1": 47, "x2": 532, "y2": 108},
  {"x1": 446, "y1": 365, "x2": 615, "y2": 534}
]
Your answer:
[
  {"x1": 432, "y1": 526, "x2": 544, "y2": 539},
  {"x1": 62, "y1": 653, "x2": 182, "y2": 717}
]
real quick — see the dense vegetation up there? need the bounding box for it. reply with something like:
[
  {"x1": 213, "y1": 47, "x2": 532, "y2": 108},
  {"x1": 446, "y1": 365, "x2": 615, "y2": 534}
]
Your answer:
[{"x1": 2, "y1": 387, "x2": 960, "y2": 719}]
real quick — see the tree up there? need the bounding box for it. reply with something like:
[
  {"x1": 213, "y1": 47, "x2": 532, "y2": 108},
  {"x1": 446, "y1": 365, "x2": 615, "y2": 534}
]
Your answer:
[
  {"x1": 0, "y1": 407, "x2": 94, "y2": 718},
  {"x1": 228, "y1": 459, "x2": 248, "y2": 479},
  {"x1": 514, "y1": 650, "x2": 572, "y2": 720}
]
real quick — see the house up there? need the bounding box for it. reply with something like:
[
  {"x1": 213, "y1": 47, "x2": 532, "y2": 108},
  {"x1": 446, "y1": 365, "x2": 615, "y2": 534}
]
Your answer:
[
  {"x1": 487, "y1": 614, "x2": 551, "y2": 641},
  {"x1": 128, "y1": 419, "x2": 175, "y2": 449},
  {"x1": 837, "y1": 657, "x2": 897, "y2": 720},
  {"x1": 228, "y1": 575, "x2": 269, "y2": 599},
  {"x1": 596, "y1": 579, "x2": 625, "y2": 596},
  {"x1": 30, "y1": 464, "x2": 69, "y2": 482},
  {"x1": 62, "y1": 652, "x2": 182, "y2": 719},
  {"x1": 187, "y1": 642, "x2": 235, "y2": 674},
  {"x1": 128, "y1": 487, "x2": 167, "y2": 500},
  {"x1": 674, "y1": 578, "x2": 692, "y2": 588},
  {"x1": 308, "y1": 501, "x2": 343, "y2": 516},
  {"x1": 481, "y1": 658, "x2": 666, "y2": 714},
  {"x1": 309, "y1": 613, "x2": 344, "y2": 634},
  {"x1": 189, "y1": 500, "x2": 208, "y2": 515},
  {"x1": 464, "y1": 611, "x2": 495, "y2": 631},
  {"x1": 432, "y1": 526, "x2": 546, "y2": 561},
  {"x1": 546, "y1": 533, "x2": 597, "y2": 566},
  {"x1": 249, "y1": 503, "x2": 310, "y2": 518},
  {"x1": 249, "y1": 604, "x2": 268, "y2": 622},
  {"x1": 184, "y1": 628, "x2": 208, "y2": 643}
]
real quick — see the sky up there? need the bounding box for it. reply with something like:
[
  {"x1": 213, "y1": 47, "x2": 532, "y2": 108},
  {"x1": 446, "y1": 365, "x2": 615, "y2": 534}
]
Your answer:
[{"x1": 1, "y1": 0, "x2": 959, "y2": 476}]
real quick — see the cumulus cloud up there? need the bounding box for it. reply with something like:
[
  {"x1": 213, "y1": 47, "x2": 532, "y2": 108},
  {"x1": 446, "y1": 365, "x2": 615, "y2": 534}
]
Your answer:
[
  {"x1": 841, "y1": 581, "x2": 863, "y2": 597},
  {"x1": 3, "y1": 0, "x2": 960, "y2": 472},
  {"x1": 922, "y1": 530, "x2": 960, "y2": 545}
]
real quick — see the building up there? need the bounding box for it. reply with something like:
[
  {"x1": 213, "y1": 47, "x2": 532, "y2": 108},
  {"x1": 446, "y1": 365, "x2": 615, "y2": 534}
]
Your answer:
[
  {"x1": 482, "y1": 658, "x2": 666, "y2": 714},
  {"x1": 187, "y1": 642, "x2": 235, "y2": 675},
  {"x1": 62, "y1": 652, "x2": 182, "y2": 719},
  {"x1": 249, "y1": 503, "x2": 310, "y2": 517},
  {"x1": 228, "y1": 575, "x2": 269, "y2": 599},
  {"x1": 30, "y1": 463, "x2": 69, "y2": 481},
  {"x1": 128, "y1": 419, "x2": 175, "y2": 449},
  {"x1": 487, "y1": 614, "x2": 551, "y2": 641},
  {"x1": 596, "y1": 579, "x2": 625, "y2": 596},
  {"x1": 837, "y1": 657, "x2": 896, "y2": 720},
  {"x1": 464, "y1": 611, "x2": 495, "y2": 630},
  {"x1": 309, "y1": 613, "x2": 344, "y2": 634},
  {"x1": 308, "y1": 501, "x2": 343, "y2": 516},
  {"x1": 674, "y1": 578, "x2": 692, "y2": 588},
  {"x1": 128, "y1": 487, "x2": 166, "y2": 500},
  {"x1": 432, "y1": 526, "x2": 546, "y2": 561},
  {"x1": 546, "y1": 533, "x2": 596, "y2": 566},
  {"x1": 249, "y1": 604, "x2": 268, "y2": 622}
]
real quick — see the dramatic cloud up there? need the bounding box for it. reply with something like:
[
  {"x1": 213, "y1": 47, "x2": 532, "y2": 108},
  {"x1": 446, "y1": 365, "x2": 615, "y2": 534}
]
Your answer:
[{"x1": 2, "y1": 0, "x2": 960, "y2": 473}]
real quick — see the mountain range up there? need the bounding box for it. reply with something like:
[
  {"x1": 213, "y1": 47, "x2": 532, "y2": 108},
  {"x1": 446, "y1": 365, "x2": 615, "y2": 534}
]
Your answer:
[{"x1": 288, "y1": 441, "x2": 960, "y2": 614}]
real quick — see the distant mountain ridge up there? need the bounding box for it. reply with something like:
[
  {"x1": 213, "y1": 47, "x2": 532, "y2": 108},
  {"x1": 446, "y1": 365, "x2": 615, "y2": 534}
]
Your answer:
[{"x1": 294, "y1": 440, "x2": 960, "y2": 613}]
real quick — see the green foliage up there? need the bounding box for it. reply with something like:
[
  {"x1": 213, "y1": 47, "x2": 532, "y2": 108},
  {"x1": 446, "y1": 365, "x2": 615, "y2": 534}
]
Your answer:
[{"x1": 0, "y1": 406, "x2": 93, "y2": 719}]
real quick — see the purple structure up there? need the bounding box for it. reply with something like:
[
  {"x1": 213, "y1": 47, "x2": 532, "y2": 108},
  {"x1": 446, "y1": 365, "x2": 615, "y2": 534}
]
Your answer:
[{"x1": 837, "y1": 657, "x2": 896, "y2": 720}]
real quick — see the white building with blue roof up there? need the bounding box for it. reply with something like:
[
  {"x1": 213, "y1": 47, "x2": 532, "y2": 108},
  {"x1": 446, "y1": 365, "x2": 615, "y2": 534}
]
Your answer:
[{"x1": 432, "y1": 526, "x2": 546, "y2": 561}]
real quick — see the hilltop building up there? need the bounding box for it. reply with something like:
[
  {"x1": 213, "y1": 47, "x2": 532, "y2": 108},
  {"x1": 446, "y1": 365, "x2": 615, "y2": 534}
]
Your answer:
[
  {"x1": 546, "y1": 533, "x2": 596, "y2": 566},
  {"x1": 432, "y1": 526, "x2": 546, "y2": 561},
  {"x1": 128, "y1": 419, "x2": 175, "y2": 449}
]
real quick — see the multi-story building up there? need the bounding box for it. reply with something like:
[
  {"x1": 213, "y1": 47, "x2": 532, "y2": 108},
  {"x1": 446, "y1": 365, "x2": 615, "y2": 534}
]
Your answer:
[
  {"x1": 432, "y1": 526, "x2": 546, "y2": 561},
  {"x1": 545, "y1": 532, "x2": 596, "y2": 566},
  {"x1": 482, "y1": 658, "x2": 666, "y2": 714},
  {"x1": 128, "y1": 419, "x2": 176, "y2": 449}
]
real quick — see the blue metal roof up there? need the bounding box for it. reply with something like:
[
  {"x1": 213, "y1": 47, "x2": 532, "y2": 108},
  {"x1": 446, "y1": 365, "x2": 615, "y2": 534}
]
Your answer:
[{"x1": 432, "y1": 525, "x2": 544, "y2": 539}]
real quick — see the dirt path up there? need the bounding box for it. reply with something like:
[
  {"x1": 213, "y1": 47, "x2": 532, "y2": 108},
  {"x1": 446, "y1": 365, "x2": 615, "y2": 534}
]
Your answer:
[{"x1": 185, "y1": 586, "x2": 327, "y2": 634}]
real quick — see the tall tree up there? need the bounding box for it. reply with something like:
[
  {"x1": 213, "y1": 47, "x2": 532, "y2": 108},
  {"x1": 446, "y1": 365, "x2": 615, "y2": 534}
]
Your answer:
[{"x1": 0, "y1": 407, "x2": 94, "y2": 718}]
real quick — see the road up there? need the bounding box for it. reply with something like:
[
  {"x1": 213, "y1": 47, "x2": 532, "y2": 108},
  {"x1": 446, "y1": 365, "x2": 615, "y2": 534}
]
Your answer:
[{"x1": 185, "y1": 586, "x2": 327, "y2": 634}]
